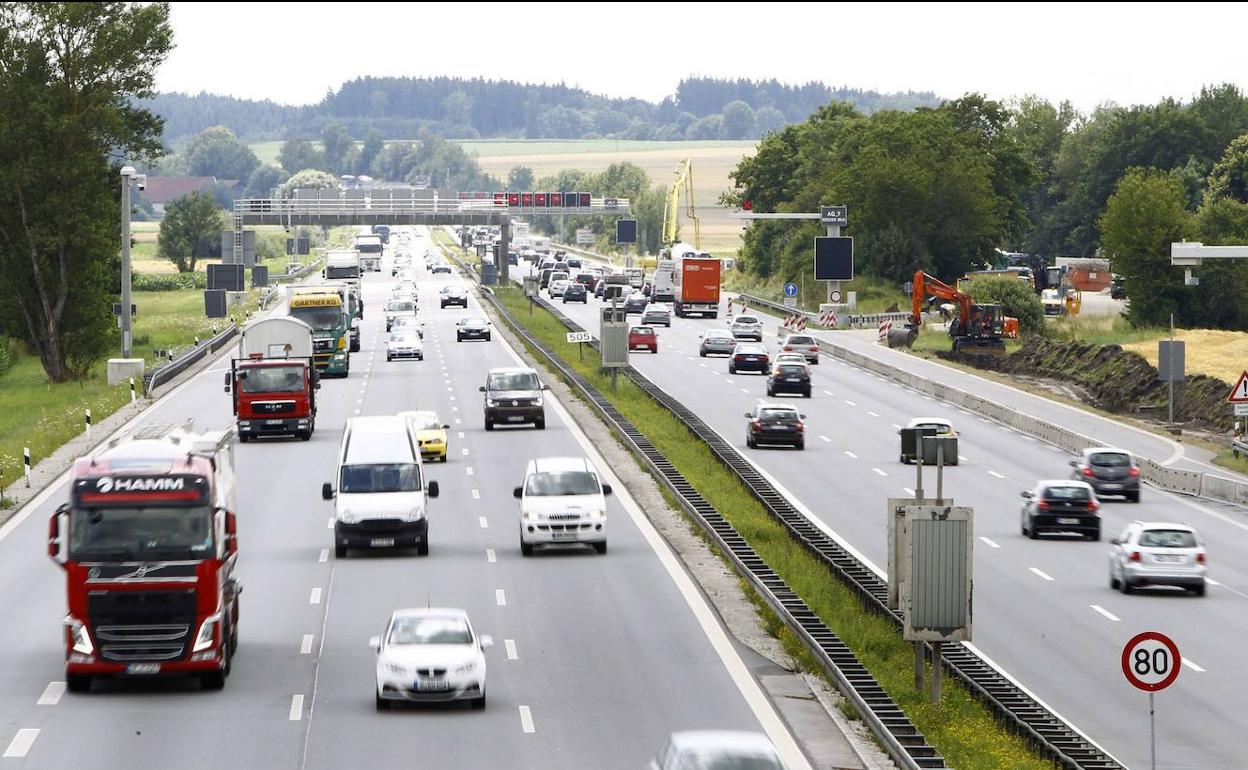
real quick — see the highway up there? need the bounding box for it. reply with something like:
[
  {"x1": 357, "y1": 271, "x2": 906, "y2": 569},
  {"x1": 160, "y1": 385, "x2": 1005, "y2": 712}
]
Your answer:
[
  {"x1": 0, "y1": 231, "x2": 810, "y2": 770},
  {"x1": 516, "y1": 257, "x2": 1248, "y2": 770}
]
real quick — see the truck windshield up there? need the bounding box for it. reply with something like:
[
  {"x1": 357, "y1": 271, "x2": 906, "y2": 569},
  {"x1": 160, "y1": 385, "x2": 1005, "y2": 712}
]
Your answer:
[
  {"x1": 339, "y1": 463, "x2": 422, "y2": 493},
  {"x1": 290, "y1": 306, "x2": 342, "y2": 331},
  {"x1": 241, "y1": 364, "x2": 304, "y2": 393},
  {"x1": 325, "y1": 266, "x2": 359, "y2": 279},
  {"x1": 69, "y1": 506, "x2": 214, "y2": 561}
]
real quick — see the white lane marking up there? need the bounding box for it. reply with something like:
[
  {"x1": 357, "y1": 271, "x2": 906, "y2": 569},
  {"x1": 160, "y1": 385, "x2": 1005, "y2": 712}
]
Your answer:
[
  {"x1": 479, "y1": 516, "x2": 489, "y2": 529},
  {"x1": 979, "y1": 537, "x2": 1001, "y2": 549},
  {"x1": 819, "y1": 435, "x2": 831, "y2": 443},
  {"x1": 867, "y1": 411, "x2": 880, "y2": 418},
  {"x1": 1183, "y1": 659, "x2": 1205, "y2": 673},
  {"x1": 471, "y1": 489, "x2": 480, "y2": 500},
  {"x1": 446, "y1": 387, "x2": 453, "y2": 392},
  {"x1": 519, "y1": 705, "x2": 535, "y2": 733},
  {"x1": 872, "y1": 468, "x2": 887, "y2": 477},
  {"x1": 959, "y1": 455, "x2": 968, "y2": 461},
  {"x1": 823, "y1": 390, "x2": 835, "y2": 396},
  {"x1": 505, "y1": 639, "x2": 518, "y2": 660},
  {"x1": 458, "y1": 431, "x2": 465, "y2": 439},
  {"x1": 455, "y1": 418, "x2": 462, "y2": 424},
  {"x1": 987, "y1": 470, "x2": 1006, "y2": 479},
  {"x1": 37, "y1": 682, "x2": 65, "y2": 706},
  {"x1": 289, "y1": 694, "x2": 304, "y2": 721},
  {"x1": 326, "y1": 517, "x2": 335, "y2": 529},
  {"x1": 495, "y1": 589, "x2": 507, "y2": 606},
  {"x1": 450, "y1": 396, "x2": 456, "y2": 402},
  {"x1": 699, "y1": 363, "x2": 707, "y2": 368},
  {"x1": 318, "y1": 548, "x2": 328, "y2": 563},
  {"x1": 892, "y1": 423, "x2": 902, "y2": 430},
  {"x1": 461, "y1": 447, "x2": 469, "y2": 456},
  {"x1": 687, "y1": 356, "x2": 696, "y2": 362},
  {"x1": 466, "y1": 466, "x2": 474, "y2": 476},
  {"x1": 310, "y1": 587, "x2": 322, "y2": 604},
  {"x1": 452, "y1": 406, "x2": 459, "y2": 412},
  {"x1": 1090, "y1": 605, "x2": 1120, "y2": 622},
  {"x1": 3, "y1": 729, "x2": 39, "y2": 758},
  {"x1": 1207, "y1": 578, "x2": 1221, "y2": 586},
  {"x1": 1029, "y1": 567, "x2": 1055, "y2": 582},
  {"x1": 844, "y1": 399, "x2": 857, "y2": 407},
  {"x1": 301, "y1": 634, "x2": 314, "y2": 654},
  {"x1": 902, "y1": 487, "x2": 915, "y2": 496},
  {"x1": 712, "y1": 371, "x2": 721, "y2": 376},
  {"x1": 741, "y1": 388, "x2": 749, "y2": 393},
  {"x1": 844, "y1": 450, "x2": 857, "y2": 459},
  {"x1": 486, "y1": 548, "x2": 496, "y2": 563}
]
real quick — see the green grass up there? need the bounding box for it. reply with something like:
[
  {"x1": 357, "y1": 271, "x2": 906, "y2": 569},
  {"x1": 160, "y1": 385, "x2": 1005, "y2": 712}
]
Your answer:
[
  {"x1": 489, "y1": 285, "x2": 1054, "y2": 770},
  {"x1": 1045, "y1": 313, "x2": 1163, "y2": 346}
]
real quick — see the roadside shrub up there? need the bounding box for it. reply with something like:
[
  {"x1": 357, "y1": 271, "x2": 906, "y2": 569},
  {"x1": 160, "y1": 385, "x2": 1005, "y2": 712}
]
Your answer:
[
  {"x1": 967, "y1": 276, "x2": 1045, "y2": 335},
  {"x1": 0, "y1": 337, "x2": 13, "y2": 377},
  {"x1": 132, "y1": 272, "x2": 207, "y2": 291}
]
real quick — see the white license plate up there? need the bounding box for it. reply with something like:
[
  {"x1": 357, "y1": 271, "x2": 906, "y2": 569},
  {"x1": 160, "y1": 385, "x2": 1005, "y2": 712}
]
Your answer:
[
  {"x1": 1102, "y1": 483, "x2": 1121, "y2": 489},
  {"x1": 786, "y1": 377, "x2": 802, "y2": 381},
  {"x1": 507, "y1": 416, "x2": 525, "y2": 422},
  {"x1": 126, "y1": 663, "x2": 161, "y2": 675},
  {"x1": 370, "y1": 538, "x2": 395, "y2": 547},
  {"x1": 415, "y1": 678, "x2": 449, "y2": 692},
  {"x1": 552, "y1": 531, "x2": 579, "y2": 541},
  {"x1": 1057, "y1": 517, "x2": 1081, "y2": 525},
  {"x1": 1154, "y1": 554, "x2": 1182, "y2": 563},
  {"x1": 266, "y1": 419, "x2": 285, "y2": 425}
]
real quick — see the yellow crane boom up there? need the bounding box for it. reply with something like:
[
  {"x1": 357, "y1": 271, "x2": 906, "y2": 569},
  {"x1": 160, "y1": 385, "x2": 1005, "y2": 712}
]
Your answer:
[{"x1": 662, "y1": 159, "x2": 700, "y2": 250}]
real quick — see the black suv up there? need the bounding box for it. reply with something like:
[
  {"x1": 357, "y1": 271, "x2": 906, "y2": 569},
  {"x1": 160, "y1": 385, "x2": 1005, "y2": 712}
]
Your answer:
[
  {"x1": 745, "y1": 403, "x2": 806, "y2": 449},
  {"x1": 1071, "y1": 448, "x2": 1140, "y2": 502},
  {"x1": 562, "y1": 283, "x2": 588, "y2": 303},
  {"x1": 766, "y1": 362, "x2": 812, "y2": 398},
  {"x1": 481, "y1": 367, "x2": 546, "y2": 430}
]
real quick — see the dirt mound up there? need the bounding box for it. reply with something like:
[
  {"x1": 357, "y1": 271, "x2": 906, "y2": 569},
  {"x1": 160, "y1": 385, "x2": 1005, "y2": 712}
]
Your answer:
[{"x1": 941, "y1": 337, "x2": 1234, "y2": 434}]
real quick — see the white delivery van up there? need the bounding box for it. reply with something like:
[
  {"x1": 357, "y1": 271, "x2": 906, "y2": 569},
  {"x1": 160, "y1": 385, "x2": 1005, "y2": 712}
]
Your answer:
[{"x1": 513, "y1": 457, "x2": 611, "y2": 555}]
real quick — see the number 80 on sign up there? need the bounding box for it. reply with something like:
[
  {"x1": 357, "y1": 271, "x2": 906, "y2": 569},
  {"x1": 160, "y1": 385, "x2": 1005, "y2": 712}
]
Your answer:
[{"x1": 1121, "y1": 631, "x2": 1181, "y2": 692}]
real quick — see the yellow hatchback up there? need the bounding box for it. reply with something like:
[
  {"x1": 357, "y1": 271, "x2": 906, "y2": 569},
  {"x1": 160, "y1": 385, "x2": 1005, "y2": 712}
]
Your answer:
[{"x1": 400, "y1": 410, "x2": 450, "y2": 462}]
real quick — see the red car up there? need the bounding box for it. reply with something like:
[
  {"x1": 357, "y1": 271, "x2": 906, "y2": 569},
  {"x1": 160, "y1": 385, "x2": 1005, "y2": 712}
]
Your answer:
[{"x1": 628, "y1": 325, "x2": 658, "y2": 353}]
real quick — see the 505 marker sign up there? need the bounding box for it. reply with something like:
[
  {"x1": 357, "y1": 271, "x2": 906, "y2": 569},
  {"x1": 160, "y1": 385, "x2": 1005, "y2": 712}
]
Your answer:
[{"x1": 566, "y1": 332, "x2": 593, "y2": 344}]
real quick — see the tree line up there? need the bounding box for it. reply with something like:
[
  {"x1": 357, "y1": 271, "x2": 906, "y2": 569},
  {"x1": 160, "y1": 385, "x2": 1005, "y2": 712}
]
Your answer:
[
  {"x1": 142, "y1": 76, "x2": 941, "y2": 143},
  {"x1": 728, "y1": 85, "x2": 1248, "y2": 330}
]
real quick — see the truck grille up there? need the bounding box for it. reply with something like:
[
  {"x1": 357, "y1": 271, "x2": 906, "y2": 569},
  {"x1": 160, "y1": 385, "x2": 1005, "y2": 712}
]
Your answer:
[
  {"x1": 355, "y1": 518, "x2": 403, "y2": 531},
  {"x1": 88, "y1": 589, "x2": 197, "y2": 662},
  {"x1": 252, "y1": 401, "x2": 295, "y2": 415},
  {"x1": 313, "y1": 339, "x2": 334, "y2": 352},
  {"x1": 546, "y1": 514, "x2": 581, "y2": 521}
]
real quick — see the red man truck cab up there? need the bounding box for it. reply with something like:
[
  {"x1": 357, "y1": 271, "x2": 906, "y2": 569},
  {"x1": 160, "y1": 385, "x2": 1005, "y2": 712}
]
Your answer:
[
  {"x1": 48, "y1": 424, "x2": 240, "y2": 692},
  {"x1": 226, "y1": 316, "x2": 318, "y2": 442}
]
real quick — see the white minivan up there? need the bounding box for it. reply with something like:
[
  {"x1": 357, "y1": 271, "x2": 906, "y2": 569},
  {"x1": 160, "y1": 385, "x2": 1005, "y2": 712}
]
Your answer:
[
  {"x1": 513, "y1": 457, "x2": 611, "y2": 555},
  {"x1": 322, "y1": 415, "x2": 439, "y2": 558}
]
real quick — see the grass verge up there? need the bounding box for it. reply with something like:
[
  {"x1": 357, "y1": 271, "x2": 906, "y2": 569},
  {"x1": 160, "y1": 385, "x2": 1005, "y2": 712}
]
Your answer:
[{"x1": 489, "y1": 284, "x2": 1053, "y2": 770}]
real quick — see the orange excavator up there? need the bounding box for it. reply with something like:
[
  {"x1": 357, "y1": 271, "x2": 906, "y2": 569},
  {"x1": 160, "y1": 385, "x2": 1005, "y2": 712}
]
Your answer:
[{"x1": 903, "y1": 271, "x2": 1018, "y2": 355}]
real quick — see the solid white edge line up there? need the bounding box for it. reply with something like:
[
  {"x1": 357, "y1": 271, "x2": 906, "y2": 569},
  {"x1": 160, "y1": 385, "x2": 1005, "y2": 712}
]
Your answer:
[
  {"x1": 1089, "y1": 604, "x2": 1120, "y2": 622},
  {"x1": 495, "y1": 589, "x2": 506, "y2": 606},
  {"x1": 289, "y1": 694, "x2": 304, "y2": 721},
  {"x1": 518, "y1": 705, "x2": 535, "y2": 733},
  {"x1": 489, "y1": 307, "x2": 814, "y2": 770},
  {"x1": 3, "y1": 729, "x2": 39, "y2": 758},
  {"x1": 505, "y1": 639, "x2": 518, "y2": 660},
  {"x1": 1029, "y1": 567, "x2": 1055, "y2": 582},
  {"x1": 300, "y1": 634, "x2": 314, "y2": 654},
  {"x1": 36, "y1": 681, "x2": 65, "y2": 706}
]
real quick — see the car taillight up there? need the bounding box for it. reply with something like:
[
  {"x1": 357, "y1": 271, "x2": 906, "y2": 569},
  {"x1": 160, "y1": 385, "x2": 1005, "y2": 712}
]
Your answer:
[
  {"x1": 795, "y1": 422, "x2": 804, "y2": 432},
  {"x1": 1128, "y1": 467, "x2": 1139, "y2": 477},
  {"x1": 752, "y1": 420, "x2": 762, "y2": 430},
  {"x1": 1081, "y1": 467, "x2": 1094, "y2": 477},
  {"x1": 1196, "y1": 552, "x2": 1206, "y2": 564},
  {"x1": 1037, "y1": 500, "x2": 1049, "y2": 511},
  {"x1": 1129, "y1": 551, "x2": 1141, "y2": 562},
  {"x1": 1087, "y1": 499, "x2": 1099, "y2": 512},
  {"x1": 783, "y1": 346, "x2": 792, "y2": 351}
]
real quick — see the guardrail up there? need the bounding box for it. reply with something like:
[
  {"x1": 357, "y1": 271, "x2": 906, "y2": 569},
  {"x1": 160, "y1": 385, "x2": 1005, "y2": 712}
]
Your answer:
[
  {"x1": 448, "y1": 246, "x2": 1127, "y2": 769},
  {"x1": 143, "y1": 324, "x2": 238, "y2": 396},
  {"x1": 737, "y1": 292, "x2": 911, "y2": 329},
  {"x1": 235, "y1": 197, "x2": 630, "y2": 217}
]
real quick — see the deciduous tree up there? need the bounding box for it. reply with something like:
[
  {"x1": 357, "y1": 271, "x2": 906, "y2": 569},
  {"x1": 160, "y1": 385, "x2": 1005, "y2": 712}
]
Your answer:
[{"x1": 157, "y1": 191, "x2": 226, "y2": 273}]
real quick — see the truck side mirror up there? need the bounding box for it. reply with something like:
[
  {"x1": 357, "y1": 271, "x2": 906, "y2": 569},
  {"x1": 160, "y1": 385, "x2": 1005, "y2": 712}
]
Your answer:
[
  {"x1": 427, "y1": 481, "x2": 439, "y2": 498},
  {"x1": 224, "y1": 511, "x2": 238, "y2": 556},
  {"x1": 223, "y1": 371, "x2": 232, "y2": 393},
  {"x1": 322, "y1": 483, "x2": 334, "y2": 501},
  {"x1": 48, "y1": 504, "x2": 69, "y2": 565}
]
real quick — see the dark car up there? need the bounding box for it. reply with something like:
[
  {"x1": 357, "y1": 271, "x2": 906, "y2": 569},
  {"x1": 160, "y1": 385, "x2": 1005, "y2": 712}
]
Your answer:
[
  {"x1": 1020, "y1": 481, "x2": 1101, "y2": 540},
  {"x1": 1071, "y1": 448, "x2": 1140, "y2": 502},
  {"x1": 507, "y1": 251, "x2": 519, "y2": 266},
  {"x1": 562, "y1": 283, "x2": 588, "y2": 303},
  {"x1": 745, "y1": 403, "x2": 806, "y2": 449},
  {"x1": 628, "y1": 325, "x2": 658, "y2": 353},
  {"x1": 575, "y1": 272, "x2": 596, "y2": 289},
  {"x1": 594, "y1": 279, "x2": 607, "y2": 299},
  {"x1": 729, "y1": 343, "x2": 770, "y2": 374},
  {"x1": 766, "y1": 362, "x2": 812, "y2": 398},
  {"x1": 440, "y1": 285, "x2": 468, "y2": 308},
  {"x1": 540, "y1": 268, "x2": 556, "y2": 289},
  {"x1": 482, "y1": 367, "x2": 546, "y2": 430},
  {"x1": 623, "y1": 293, "x2": 649, "y2": 314},
  {"x1": 456, "y1": 317, "x2": 492, "y2": 342},
  {"x1": 1109, "y1": 275, "x2": 1126, "y2": 300},
  {"x1": 566, "y1": 256, "x2": 582, "y2": 269}
]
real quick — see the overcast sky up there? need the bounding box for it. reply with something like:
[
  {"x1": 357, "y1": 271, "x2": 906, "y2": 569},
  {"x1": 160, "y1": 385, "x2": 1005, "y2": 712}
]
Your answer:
[{"x1": 158, "y1": 2, "x2": 1244, "y2": 112}]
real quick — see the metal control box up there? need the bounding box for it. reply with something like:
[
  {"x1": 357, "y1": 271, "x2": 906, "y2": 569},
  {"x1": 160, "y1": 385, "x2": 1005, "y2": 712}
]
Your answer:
[{"x1": 901, "y1": 505, "x2": 973, "y2": 642}]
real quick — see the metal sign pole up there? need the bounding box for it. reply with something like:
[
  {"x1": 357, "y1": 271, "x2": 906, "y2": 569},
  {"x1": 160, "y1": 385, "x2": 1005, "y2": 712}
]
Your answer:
[
  {"x1": 1150, "y1": 692, "x2": 1156, "y2": 770},
  {"x1": 931, "y1": 641, "x2": 942, "y2": 703},
  {"x1": 1168, "y1": 314, "x2": 1175, "y2": 428}
]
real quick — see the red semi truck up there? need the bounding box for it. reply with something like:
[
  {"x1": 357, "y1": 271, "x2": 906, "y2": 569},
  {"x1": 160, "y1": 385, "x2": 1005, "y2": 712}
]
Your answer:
[
  {"x1": 226, "y1": 316, "x2": 319, "y2": 442},
  {"x1": 48, "y1": 424, "x2": 240, "y2": 692},
  {"x1": 673, "y1": 253, "x2": 722, "y2": 318}
]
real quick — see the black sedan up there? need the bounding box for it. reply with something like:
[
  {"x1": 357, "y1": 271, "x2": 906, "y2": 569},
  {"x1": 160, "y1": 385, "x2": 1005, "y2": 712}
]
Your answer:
[
  {"x1": 456, "y1": 317, "x2": 492, "y2": 342},
  {"x1": 745, "y1": 403, "x2": 806, "y2": 449},
  {"x1": 766, "y1": 363, "x2": 812, "y2": 398},
  {"x1": 440, "y1": 286, "x2": 469, "y2": 308},
  {"x1": 729, "y1": 343, "x2": 770, "y2": 374},
  {"x1": 562, "y1": 283, "x2": 588, "y2": 303},
  {"x1": 623, "y1": 293, "x2": 648, "y2": 314},
  {"x1": 1020, "y1": 481, "x2": 1101, "y2": 540}
]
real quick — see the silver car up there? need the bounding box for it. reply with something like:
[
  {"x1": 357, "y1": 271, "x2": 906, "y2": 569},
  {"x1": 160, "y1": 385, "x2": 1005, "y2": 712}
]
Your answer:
[
  {"x1": 780, "y1": 334, "x2": 819, "y2": 364},
  {"x1": 731, "y1": 315, "x2": 764, "y2": 341},
  {"x1": 1109, "y1": 521, "x2": 1207, "y2": 596},
  {"x1": 699, "y1": 330, "x2": 736, "y2": 357},
  {"x1": 642, "y1": 305, "x2": 672, "y2": 327},
  {"x1": 647, "y1": 731, "x2": 790, "y2": 770}
]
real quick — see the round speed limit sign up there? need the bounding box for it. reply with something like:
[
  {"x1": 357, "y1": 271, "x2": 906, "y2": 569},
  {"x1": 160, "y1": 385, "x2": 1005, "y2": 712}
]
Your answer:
[{"x1": 1121, "y1": 631, "x2": 1181, "y2": 692}]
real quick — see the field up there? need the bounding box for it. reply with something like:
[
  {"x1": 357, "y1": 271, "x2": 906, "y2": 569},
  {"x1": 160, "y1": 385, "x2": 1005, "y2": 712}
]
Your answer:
[
  {"x1": 1123, "y1": 329, "x2": 1248, "y2": 386},
  {"x1": 247, "y1": 139, "x2": 757, "y2": 255}
]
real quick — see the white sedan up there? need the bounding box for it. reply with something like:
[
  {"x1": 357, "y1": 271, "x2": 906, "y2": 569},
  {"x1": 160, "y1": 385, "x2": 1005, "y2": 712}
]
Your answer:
[
  {"x1": 371, "y1": 608, "x2": 493, "y2": 710},
  {"x1": 386, "y1": 332, "x2": 423, "y2": 361}
]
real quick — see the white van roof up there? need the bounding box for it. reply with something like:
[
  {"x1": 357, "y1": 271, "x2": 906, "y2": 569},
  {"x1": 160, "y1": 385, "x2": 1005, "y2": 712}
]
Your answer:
[{"x1": 342, "y1": 416, "x2": 418, "y2": 464}]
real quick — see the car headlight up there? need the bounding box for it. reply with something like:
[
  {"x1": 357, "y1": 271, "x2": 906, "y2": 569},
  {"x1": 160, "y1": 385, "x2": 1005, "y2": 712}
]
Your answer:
[
  {"x1": 192, "y1": 615, "x2": 220, "y2": 653},
  {"x1": 65, "y1": 617, "x2": 94, "y2": 655},
  {"x1": 407, "y1": 506, "x2": 425, "y2": 522},
  {"x1": 534, "y1": 396, "x2": 544, "y2": 407},
  {"x1": 339, "y1": 509, "x2": 356, "y2": 524},
  {"x1": 588, "y1": 509, "x2": 605, "y2": 520},
  {"x1": 453, "y1": 661, "x2": 477, "y2": 675},
  {"x1": 486, "y1": 399, "x2": 499, "y2": 407}
]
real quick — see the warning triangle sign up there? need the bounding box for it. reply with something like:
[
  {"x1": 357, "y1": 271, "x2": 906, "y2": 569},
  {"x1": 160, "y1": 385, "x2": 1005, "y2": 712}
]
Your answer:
[{"x1": 1228, "y1": 371, "x2": 1248, "y2": 403}]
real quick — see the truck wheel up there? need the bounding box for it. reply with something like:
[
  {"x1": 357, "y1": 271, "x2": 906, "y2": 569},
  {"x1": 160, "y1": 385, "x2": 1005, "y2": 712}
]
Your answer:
[
  {"x1": 66, "y1": 674, "x2": 92, "y2": 693},
  {"x1": 201, "y1": 670, "x2": 226, "y2": 691}
]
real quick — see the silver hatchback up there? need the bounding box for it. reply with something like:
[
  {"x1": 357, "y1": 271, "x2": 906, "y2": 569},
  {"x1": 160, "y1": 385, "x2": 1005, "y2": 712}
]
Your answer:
[
  {"x1": 1109, "y1": 521, "x2": 1206, "y2": 596},
  {"x1": 699, "y1": 329, "x2": 736, "y2": 356},
  {"x1": 731, "y1": 315, "x2": 764, "y2": 341},
  {"x1": 780, "y1": 334, "x2": 820, "y2": 364}
]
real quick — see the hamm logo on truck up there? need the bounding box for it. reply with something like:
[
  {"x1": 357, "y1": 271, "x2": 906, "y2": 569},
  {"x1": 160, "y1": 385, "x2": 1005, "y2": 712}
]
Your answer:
[{"x1": 95, "y1": 476, "x2": 187, "y2": 493}]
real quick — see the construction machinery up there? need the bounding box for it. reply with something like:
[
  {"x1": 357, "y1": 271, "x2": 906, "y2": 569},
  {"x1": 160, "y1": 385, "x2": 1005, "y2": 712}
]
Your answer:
[
  {"x1": 901, "y1": 271, "x2": 1016, "y2": 355},
  {"x1": 662, "y1": 159, "x2": 701, "y2": 251},
  {"x1": 1041, "y1": 265, "x2": 1082, "y2": 316}
]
